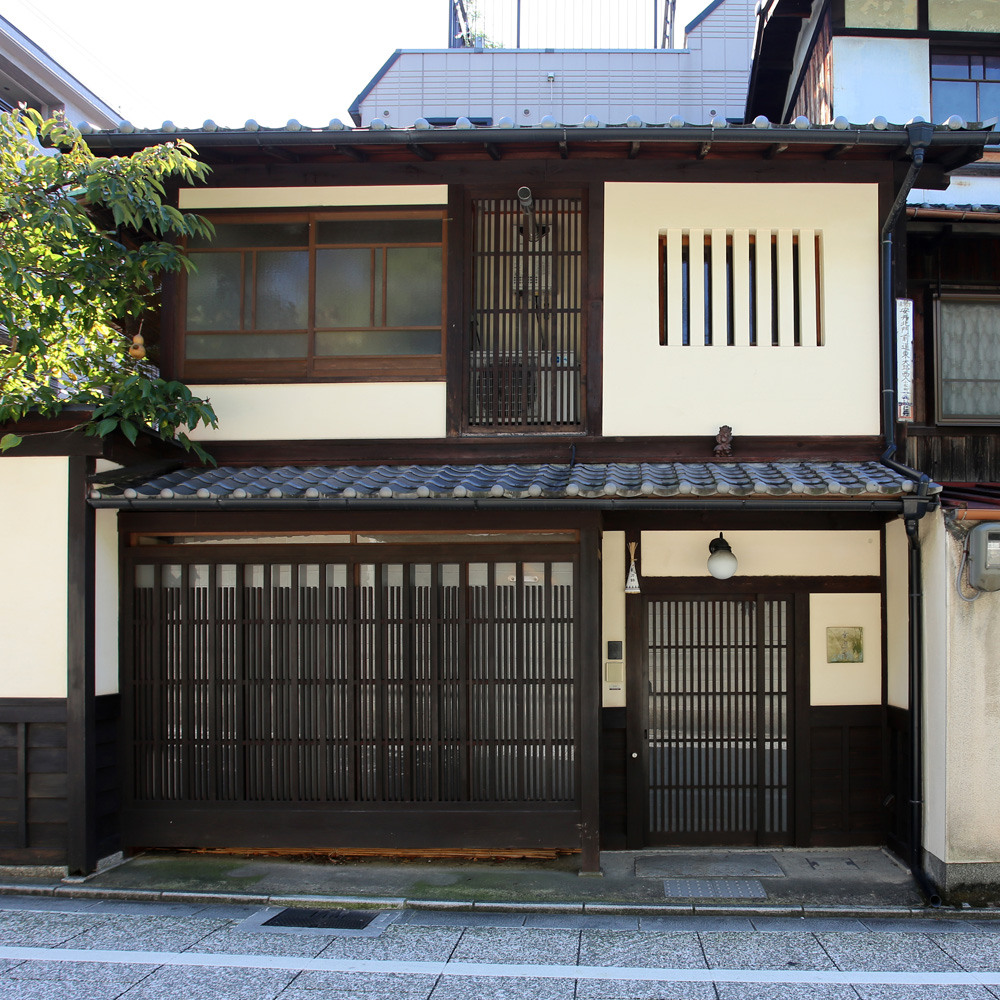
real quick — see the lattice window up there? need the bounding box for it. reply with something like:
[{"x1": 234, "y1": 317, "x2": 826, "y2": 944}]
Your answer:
[{"x1": 659, "y1": 229, "x2": 823, "y2": 348}]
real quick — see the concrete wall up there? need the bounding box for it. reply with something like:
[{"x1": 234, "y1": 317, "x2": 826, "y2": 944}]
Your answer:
[
  {"x1": 809, "y1": 591, "x2": 882, "y2": 706},
  {"x1": 0, "y1": 456, "x2": 69, "y2": 698},
  {"x1": 354, "y1": 0, "x2": 755, "y2": 126},
  {"x1": 94, "y1": 508, "x2": 119, "y2": 697},
  {"x1": 831, "y1": 37, "x2": 930, "y2": 125},
  {"x1": 602, "y1": 182, "x2": 881, "y2": 437}
]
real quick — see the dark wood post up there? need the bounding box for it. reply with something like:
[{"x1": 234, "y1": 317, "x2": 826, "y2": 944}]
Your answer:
[
  {"x1": 578, "y1": 525, "x2": 602, "y2": 872},
  {"x1": 66, "y1": 455, "x2": 97, "y2": 874}
]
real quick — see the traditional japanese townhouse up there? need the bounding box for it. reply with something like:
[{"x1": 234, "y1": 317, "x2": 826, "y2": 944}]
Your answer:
[
  {"x1": 747, "y1": 0, "x2": 1000, "y2": 900},
  {"x1": 1, "y1": 113, "x2": 989, "y2": 881}
]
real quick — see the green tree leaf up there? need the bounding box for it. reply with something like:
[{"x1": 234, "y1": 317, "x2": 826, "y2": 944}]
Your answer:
[{"x1": 0, "y1": 110, "x2": 217, "y2": 461}]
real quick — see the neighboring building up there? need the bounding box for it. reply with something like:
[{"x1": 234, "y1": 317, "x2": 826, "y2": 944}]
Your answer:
[
  {"x1": 747, "y1": 0, "x2": 1000, "y2": 898},
  {"x1": 0, "y1": 15, "x2": 119, "y2": 126},
  {"x1": 1, "y1": 109, "x2": 988, "y2": 881},
  {"x1": 350, "y1": 0, "x2": 755, "y2": 127}
]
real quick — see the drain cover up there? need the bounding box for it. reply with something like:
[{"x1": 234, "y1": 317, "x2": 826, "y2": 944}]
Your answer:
[
  {"x1": 262, "y1": 908, "x2": 377, "y2": 930},
  {"x1": 663, "y1": 878, "x2": 767, "y2": 899}
]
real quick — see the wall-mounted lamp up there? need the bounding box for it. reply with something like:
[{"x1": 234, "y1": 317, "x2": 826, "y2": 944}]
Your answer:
[
  {"x1": 707, "y1": 533, "x2": 738, "y2": 580},
  {"x1": 625, "y1": 540, "x2": 640, "y2": 594}
]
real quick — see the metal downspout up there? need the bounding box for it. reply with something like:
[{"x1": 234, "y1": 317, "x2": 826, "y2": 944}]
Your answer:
[{"x1": 880, "y1": 121, "x2": 940, "y2": 904}]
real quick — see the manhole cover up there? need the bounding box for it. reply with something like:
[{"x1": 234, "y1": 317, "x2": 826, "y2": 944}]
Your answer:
[
  {"x1": 262, "y1": 908, "x2": 377, "y2": 930},
  {"x1": 663, "y1": 878, "x2": 767, "y2": 899},
  {"x1": 638, "y1": 853, "x2": 784, "y2": 878}
]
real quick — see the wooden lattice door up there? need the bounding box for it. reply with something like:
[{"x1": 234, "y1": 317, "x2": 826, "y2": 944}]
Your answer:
[{"x1": 640, "y1": 595, "x2": 794, "y2": 846}]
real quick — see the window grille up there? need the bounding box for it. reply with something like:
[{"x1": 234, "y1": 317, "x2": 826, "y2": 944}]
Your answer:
[{"x1": 659, "y1": 229, "x2": 823, "y2": 348}]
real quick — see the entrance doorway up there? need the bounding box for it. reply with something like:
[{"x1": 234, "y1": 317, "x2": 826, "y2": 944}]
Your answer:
[{"x1": 630, "y1": 595, "x2": 796, "y2": 847}]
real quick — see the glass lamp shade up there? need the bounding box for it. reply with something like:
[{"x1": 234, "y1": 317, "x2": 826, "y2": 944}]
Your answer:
[{"x1": 707, "y1": 534, "x2": 738, "y2": 580}]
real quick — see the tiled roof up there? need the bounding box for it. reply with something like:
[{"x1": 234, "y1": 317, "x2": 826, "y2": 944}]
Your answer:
[{"x1": 90, "y1": 461, "x2": 928, "y2": 503}]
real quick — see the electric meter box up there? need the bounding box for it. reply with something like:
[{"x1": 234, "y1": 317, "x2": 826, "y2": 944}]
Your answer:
[{"x1": 969, "y1": 523, "x2": 1000, "y2": 592}]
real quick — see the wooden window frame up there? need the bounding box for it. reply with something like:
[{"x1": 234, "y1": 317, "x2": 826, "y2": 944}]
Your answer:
[
  {"x1": 178, "y1": 207, "x2": 447, "y2": 384},
  {"x1": 934, "y1": 292, "x2": 1000, "y2": 426}
]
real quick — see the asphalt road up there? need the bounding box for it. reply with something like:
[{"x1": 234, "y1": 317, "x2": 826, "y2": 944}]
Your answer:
[{"x1": 1, "y1": 895, "x2": 999, "y2": 999}]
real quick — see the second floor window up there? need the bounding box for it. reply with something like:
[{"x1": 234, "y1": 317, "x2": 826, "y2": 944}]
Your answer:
[
  {"x1": 182, "y1": 210, "x2": 446, "y2": 381},
  {"x1": 931, "y1": 53, "x2": 1000, "y2": 123}
]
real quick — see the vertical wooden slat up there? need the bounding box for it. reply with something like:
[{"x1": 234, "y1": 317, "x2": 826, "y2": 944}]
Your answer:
[{"x1": 798, "y1": 229, "x2": 818, "y2": 348}]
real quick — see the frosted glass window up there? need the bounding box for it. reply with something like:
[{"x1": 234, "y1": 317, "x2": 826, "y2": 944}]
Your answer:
[
  {"x1": 317, "y1": 219, "x2": 441, "y2": 244},
  {"x1": 186, "y1": 333, "x2": 308, "y2": 359},
  {"x1": 929, "y1": 0, "x2": 1000, "y2": 32},
  {"x1": 189, "y1": 223, "x2": 308, "y2": 250},
  {"x1": 386, "y1": 248, "x2": 443, "y2": 327},
  {"x1": 186, "y1": 253, "x2": 241, "y2": 330},
  {"x1": 315, "y1": 330, "x2": 440, "y2": 356},
  {"x1": 315, "y1": 248, "x2": 372, "y2": 327},
  {"x1": 256, "y1": 251, "x2": 309, "y2": 329},
  {"x1": 844, "y1": 0, "x2": 917, "y2": 28},
  {"x1": 938, "y1": 300, "x2": 1000, "y2": 421}
]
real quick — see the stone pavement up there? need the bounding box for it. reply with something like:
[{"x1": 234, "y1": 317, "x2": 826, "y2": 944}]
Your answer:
[{"x1": 2, "y1": 892, "x2": 1000, "y2": 999}]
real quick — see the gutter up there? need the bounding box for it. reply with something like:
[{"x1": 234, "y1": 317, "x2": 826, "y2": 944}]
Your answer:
[
  {"x1": 89, "y1": 497, "x2": 918, "y2": 513},
  {"x1": 879, "y1": 119, "x2": 941, "y2": 907}
]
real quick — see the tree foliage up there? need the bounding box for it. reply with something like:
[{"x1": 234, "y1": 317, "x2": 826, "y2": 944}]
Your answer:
[{"x1": 0, "y1": 109, "x2": 217, "y2": 461}]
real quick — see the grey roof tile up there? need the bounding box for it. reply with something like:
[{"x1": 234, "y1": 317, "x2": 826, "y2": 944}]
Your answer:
[{"x1": 90, "y1": 461, "x2": 932, "y2": 504}]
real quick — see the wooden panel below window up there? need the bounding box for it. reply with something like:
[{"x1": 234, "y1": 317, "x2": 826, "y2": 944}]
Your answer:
[{"x1": 808, "y1": 705, "x2": 885, "y2": 846}]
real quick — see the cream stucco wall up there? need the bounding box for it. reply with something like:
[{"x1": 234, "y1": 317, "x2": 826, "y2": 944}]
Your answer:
[
  {"x1": 188, "y1": 383, "x2": 448, "y2": 441},
  {"x1": 601, "y1": 531, "x2": 626, "y2": 708},
  {"x1": 809, "y1": 592, "x2": 882, "y2": 706},
  {"x1": 920, "y1": 512, "x2": 949, "y2": 861},
  {"x1": 0, "y1": 457, "x2": 69, "y2": 698},
  {"x1": 603, "y1": 183, "x2": 881, "y2": 436},
  {"x1": 95, "y1": 508, "x2": 119, "y2": 697},
  {"x1": 935, "y1": 516, "x2": 1000, "y2": 864},
  {"x1": 639, "y1": 530, "x2": 880, "y2": 577},
  {"x1": 886, "y1": 518, "x2": 909, "y2": 709},
  {"x1": 178, "y1": 185, "x2": 449, "y2": 210}
]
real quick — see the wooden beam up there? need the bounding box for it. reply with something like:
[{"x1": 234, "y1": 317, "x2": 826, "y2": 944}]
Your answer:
[
  {"x1": 766, "y1": 143, "x2": 789, "y2": 159},
  {"x1": 628, "y1": 141, "x2": 640, "y2": 159},
  {"x1": 406, "y1": 143, "x2": 435, "y2": 162},
  {"x1": 697, "y1": 141, "x2": 712, "y2": 159},
  {"x1": 337, "y1": 145, "x2": 369, "y2": 163},
  {"x1": 66, "y1": 456, "x2": 97, "y2": 874},
  {"x1": 559, "y1": 140, "x2": 569, "y2": 159},
  {"x1": 484, "y1": 143, "x2": 503, "y2": 161},
  {"x1": 825, "y1": 143, "x2": 850, "y2": 159}
]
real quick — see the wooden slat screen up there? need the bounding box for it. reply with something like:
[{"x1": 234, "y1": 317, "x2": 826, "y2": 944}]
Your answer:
[
  {"x1": 468, "y1": 196, "x2": 584, "y2": 430},
  {"x1": 127, "y1": 555, "x2": 577, "y2": 810},
  {"x1": 645, "y1": 596, "x2": 791, "y2": 845}
]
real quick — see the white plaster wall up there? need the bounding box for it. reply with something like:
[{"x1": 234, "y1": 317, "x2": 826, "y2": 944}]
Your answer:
[
  {"x1": 809, "y1": 592, "x2": 882, "y2": 706},
  {"x1": 603, "y1": 183, "x2": 881, "y2": 437},
  {"x1": 187, "y1": 383, "x2": 447, "y2": 441},
  {"x1": 831, "y1": 37, "x2": 930, "y2": 124},
  {"x1": 178, "y1": 186, "x2": 449, "y2": 210},
  {"x1": 940, "y1": 519, "x2": 1000, "y2": 863},
  {"x1": 95, "y1": 509, "x2": 119, "y2": 697},
  {"x1": 0, "y1": 457, "x2": 68, "y2": 698},
  {"x1": 601, "y1": 531, "x2": 626, "y2": 709},
  {"x1": 886, "y1": 518, "x2": 909, "y2": 709},
  {"x1": 639, "y1": 530, "x2": 880, "y2": 577},
  {"x1": 920, "y1": 511, "x2": 949, "y2": 862}
]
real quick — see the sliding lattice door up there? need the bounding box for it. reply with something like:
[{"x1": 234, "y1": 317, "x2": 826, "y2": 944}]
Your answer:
[{"x1": 643, "y1": 596, "x2": 793, "y2": 845}]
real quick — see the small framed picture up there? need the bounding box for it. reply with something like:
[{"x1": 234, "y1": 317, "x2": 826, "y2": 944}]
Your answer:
[{"x1": 826, "y1": 626, "x2": 863, "y2": 663}]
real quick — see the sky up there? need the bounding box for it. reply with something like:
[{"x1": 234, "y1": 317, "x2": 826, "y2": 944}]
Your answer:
[{"x1": 4, "y1": 0, "x2": 710, "y2": 129}]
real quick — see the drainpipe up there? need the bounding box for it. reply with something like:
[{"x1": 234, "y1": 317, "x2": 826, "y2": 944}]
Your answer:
[{"x1": 880, "y1": 120, "x2": 941, "y2": 906}]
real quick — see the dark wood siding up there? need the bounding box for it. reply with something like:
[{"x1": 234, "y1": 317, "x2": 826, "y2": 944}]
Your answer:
[
  {"x1": 808, "y1": 705, "x2": 885, "y2": 846},
  {"x1": 123, "y1": 544, "x2": 583, "y2": 849},
  {"x1": 789, "y1": 9, "x2": 833, "y2": 124},
  {"x1": 600, "y1": 707, "x2": 627, "y2": 849},
  {"x1": 886, "y1": 704, "x2": 910, "y2": 859}
]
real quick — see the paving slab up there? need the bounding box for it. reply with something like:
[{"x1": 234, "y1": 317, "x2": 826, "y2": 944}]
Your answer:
[
  {"x1": 817, "y1": 930, "x2": 963, "y2": 972},
  {"x1": 399, "y1": 909, "x2": 527, "y2": 928},
  {"x1": 933, "y1": 933, "x2": 1000, "y2": 972},
  {"x1": 636, "y1": 853, "x2": 785, "y2": 879},
  {"x1": 314, "y1": 924, "x2": 462, "y2": 962},
  {"x1": 429, "y1": 975, "x2": 577, "y2": 999},
  {"x1": 700, "y1": 930, "x2": 836, "y2": 971},
  {"x1": 579, "y1": 927, "x2": 707, "y2": 969},
  {"x1": 851, "y1": 987, "x2": 998, "y2": 1000},
  {"x1": 287, "y1": 970, "x2": 440, "y2": 997},
  {"x1": 575, "y1": 981, "x2": 716, "y2": 1000},
  {"x1": 751, "y1": 917, "x2": 868, "y2": 933},
  {"x1": 0, "y1": 911, "x2": 105, "y2": 947},
  {"x1": 54, "y1": 913, "x2": 230, "y2": 952},
  {"x1": 0, "y1": 957, "x2": 153, "y2": 985},
  {"x1": 641, "y1": 915, "x2": 755, "y2": 932},
  {"x1": 111, "y1": 964, "x2": 296, "y2": 1000},
  {"x1": 714, "y1": 986, "x2": 859, "y2": 1000},
  {"x1": 523, "y1": 913, "x2": 638, "y2": 930},
  {"x1": 448, "y1": 926, "x2": 581, "y2": 965}
]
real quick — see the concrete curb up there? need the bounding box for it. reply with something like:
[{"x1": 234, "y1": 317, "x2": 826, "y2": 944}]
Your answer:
[{"x1": 0, "y1": 883, "x2": 996, "y2": 919}]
